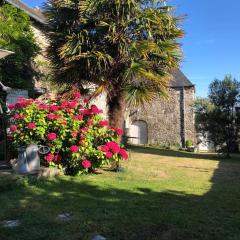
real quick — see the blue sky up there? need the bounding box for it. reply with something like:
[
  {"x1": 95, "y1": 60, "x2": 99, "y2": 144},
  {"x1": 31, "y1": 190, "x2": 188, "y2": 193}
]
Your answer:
[{"x1": 24, "y1": 0, "x2": 240, "y2": 97}]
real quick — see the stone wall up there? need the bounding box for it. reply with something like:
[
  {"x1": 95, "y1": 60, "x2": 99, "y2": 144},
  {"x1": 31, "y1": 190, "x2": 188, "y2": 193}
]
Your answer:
[{"x1": 128, "y1": 87, "x2": 196, "y2": 146}]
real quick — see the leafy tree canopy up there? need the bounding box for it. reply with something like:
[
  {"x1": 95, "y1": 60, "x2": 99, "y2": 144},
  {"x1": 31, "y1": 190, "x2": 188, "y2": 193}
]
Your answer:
[
  {"x1": 195, "y1": 75, "x2": 240, "y2": 154},
  {"x1": 0, "y1": 2, "x2": 39, "y2": 90},
  {"x1": 45, "y1": 0, "x2": 184, "y2": 128}
]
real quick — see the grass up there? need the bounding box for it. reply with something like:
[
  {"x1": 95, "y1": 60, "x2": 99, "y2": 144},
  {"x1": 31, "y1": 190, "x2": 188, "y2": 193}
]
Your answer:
[{"x1": 0, "y1": 146, "x2": 240, "y2": 240}]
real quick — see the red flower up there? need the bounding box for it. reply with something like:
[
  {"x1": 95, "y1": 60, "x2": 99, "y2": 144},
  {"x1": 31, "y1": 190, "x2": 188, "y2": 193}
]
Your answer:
[
  {"x1": 82, "y1": 159, "x2": 91, "y2": 169},
  {"x1": 69, "y1": 100, "x2": 78, "y2": 109},
  {"x1": 28, "y1": 123, "x2": 36, "y2": 129},
  {"x1": 90, "y1": 105, "x2": 103, "y2": 114},
  {"x1": 119, "y1": 148, "x2": 129, "y2": 160},
  {"x1": 73, "y1": 92, "x2": 81, "y2": 98},
  {"x1": 80, "y1": 134, "x2": 86, "y2": 140},
  {"x1": 87, "y1": 121, "x2": 93, "y2": 126},
  {"x1": 99, "y1": 120, "x2": 109, "y2": 127},
  {"x1": 54, "y1": 155, "x2": 62, "y2": 162},
  {"x1": 10, "y1": 125, "x2": 17, "y2": 132},
  {"x1": 70, "y1": 145, "x2": 79, "y2": 153},
  {"x1": 113, "y1": 128, "x2": 124, "y2": 136},
  {"x1": 8, "y1": 104, "x2": 16, "y2": 109},
  {"x1": 60, "y1": 101, "x2": 68, "y2": 109},
  {"x1": 45, "y1": 153, "x2": 55, "y2": 162},
  {"x1": 105, "y1": 151, "x2": 113, "y2": 159},
  {"x1": 81, "y1": 127, "x2": 88, "y2": 132},
  {"x1": 61, "y1": 121, "x2": 67, "y2": 126},
  {"x1": 47, "y1": 133, "x2": 57, "y2": 141},
  {"x1": 106, "y1": 141, "x2": 120, "y2": 154},
  {"x1": 47, "y1": 114, "x2": 56, "y2": 120},
  {"x1": 37, "y1": 104, "x2": 48, "y2": 110},
  {"x1": 80, "y1": 109, "x2": 91, "y2": 115},
  {"x1": 100, "y1": 145, "x2": 109, "y2": 152},
  {"x1": 50, "y1": 105, "x2": 59, "y2": 112},
  {"x1": 72, "y1": 115, "x2": 83, "y2": 120}
]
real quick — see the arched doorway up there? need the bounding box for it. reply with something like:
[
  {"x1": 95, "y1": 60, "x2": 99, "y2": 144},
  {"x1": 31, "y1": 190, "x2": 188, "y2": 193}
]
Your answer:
[{"x1": 129, "y1": 120, "x2": 148, "y2": 145}]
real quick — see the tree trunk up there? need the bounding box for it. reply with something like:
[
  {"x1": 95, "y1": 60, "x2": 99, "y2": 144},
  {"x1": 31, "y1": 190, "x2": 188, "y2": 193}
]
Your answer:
[{"x1": 107, "y1": 90, "x2": 126, "y2": 129}]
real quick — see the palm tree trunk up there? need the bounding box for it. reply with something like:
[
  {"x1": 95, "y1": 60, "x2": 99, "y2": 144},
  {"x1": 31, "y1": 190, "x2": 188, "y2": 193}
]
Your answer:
[{"x1": 107, "y1": 90, "x2": 126, "y2": 129}]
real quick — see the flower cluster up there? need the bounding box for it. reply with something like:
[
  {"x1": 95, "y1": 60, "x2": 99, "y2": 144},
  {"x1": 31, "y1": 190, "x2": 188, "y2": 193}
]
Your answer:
[{"x1": 8, "y1": 94, "x2": 128, "y2": 175}]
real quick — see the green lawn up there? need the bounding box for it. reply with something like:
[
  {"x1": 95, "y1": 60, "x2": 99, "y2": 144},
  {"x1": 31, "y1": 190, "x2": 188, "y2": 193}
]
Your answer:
[{"x1": 0, "y1": 146, "x2": 240, "y2": 240}]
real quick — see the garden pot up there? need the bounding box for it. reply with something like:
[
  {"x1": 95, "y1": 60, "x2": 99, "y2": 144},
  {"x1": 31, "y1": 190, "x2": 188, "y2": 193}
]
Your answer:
[{"x1": 17, "y1": 145, "x2": 40, "y2": 174}]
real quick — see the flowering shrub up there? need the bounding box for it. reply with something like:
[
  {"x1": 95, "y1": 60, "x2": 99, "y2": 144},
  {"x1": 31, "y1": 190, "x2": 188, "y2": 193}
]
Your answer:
[{"x1": 8, "y1": 94, "x2": 128, "y2": 175}]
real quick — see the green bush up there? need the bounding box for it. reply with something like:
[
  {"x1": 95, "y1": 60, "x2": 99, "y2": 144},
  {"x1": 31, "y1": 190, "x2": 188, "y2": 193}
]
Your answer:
[
  {"x1": 185, "y1": 140, "x2": 193, "y2": 148},
  {"x1": 8, "y1": 93, "x2": 128, "y2": 175}
]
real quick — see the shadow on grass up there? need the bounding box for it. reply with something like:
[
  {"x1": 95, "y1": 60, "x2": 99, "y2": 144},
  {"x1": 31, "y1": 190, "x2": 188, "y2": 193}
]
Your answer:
[
  {"x1": 0, "y1": 149, "x2": 240, "y2": 240},
  {"x1": 129, "y1": 145, "x2": 240, "y2": 161}
]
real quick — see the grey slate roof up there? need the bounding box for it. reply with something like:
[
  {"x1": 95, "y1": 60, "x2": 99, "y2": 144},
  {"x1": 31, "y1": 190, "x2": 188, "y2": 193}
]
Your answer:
[
  {"x1": 6, "y1": 0, "x2": 46, "y2": 24},
  {"x1": 170, "y1": 69, "x2": 194, "y2": 88}
]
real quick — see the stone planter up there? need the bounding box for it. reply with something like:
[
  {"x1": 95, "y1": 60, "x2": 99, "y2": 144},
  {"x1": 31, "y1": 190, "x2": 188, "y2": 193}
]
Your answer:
[{"x1": 17, "y1": 145, "x2": 40, "y2": 174}]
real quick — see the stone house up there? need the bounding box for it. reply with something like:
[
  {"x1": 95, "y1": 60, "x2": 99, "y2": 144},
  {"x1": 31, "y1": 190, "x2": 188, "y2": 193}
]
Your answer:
[
  {"x1": 3, "y1": 0, "x2": 196, "y2": 147},
  {"x1": 127, "y1": 69, "x2": 196, "y2": 147}
]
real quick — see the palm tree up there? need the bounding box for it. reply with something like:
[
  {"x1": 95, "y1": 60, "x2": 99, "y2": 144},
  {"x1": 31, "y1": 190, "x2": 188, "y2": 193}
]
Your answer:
[{"x1": 45, "y1": 0, "x2": 184, "y2": 129}]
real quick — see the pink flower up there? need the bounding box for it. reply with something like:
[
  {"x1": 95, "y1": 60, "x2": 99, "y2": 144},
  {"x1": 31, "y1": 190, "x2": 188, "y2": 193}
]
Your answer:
[
  {"x1": 99, "y1": 120, "x2": 109, "y2": 127},
  {"x1": 87, "y1": 121, "x2": 93, "y2": 126},
  {"x1": 69, "y1": 100, "x2": 78, "y2": 109},
  {"x1": 80, "y1": 134, "x2": 86, "y2": 140},
  {"x1": 47, "y1": 133, "x2": 57, "y2": 141},
  {"x1": 54, "y1": 155, "x2": 62, "y2": 162},
  {"x1": 13, "y1": 114, "x2": 20, "y2": 120},
  {"x1": 10, "y1": 125, "x2": 17, "y2": 132},
  {"x1": 70, "y1": 145, "x2": 79, "y2": 153},
  {"x1": 8, "y1": 104, "x2": 16, "y2": 109},
  {"x1": 81, "y1": 127, "x2": 88, "y2": 132},
  {"x1": 73, "y1": 92, "x2": 81, "y2": 98},
  {"x1": 80, "y1": 109, "x2": 91, "y2": 115},
  {"x1": 45, "y1": 153, "x2": 54, "y2": 162},
  {"x1": 106, "y1": 141, "x2": 120, "y2": 154},
  {"x1": 100, "y1": 145, "x2": 109, "y2": 152},
  {"x1": 60, "y1": 101, "x2": 68, "y2": 109},
  {"x1": 105, "y1": 151, "x2": 113, "y2": 159},
  {"x1": 90, "y1": 105, "x2": 103, "y2": 114},
  {"x1": 50, "y1": 105, "x2": 59, "y2": 112},
  {"x1": 37, "y1": 104, "x2": 48, "y2": 110},
  {"x1": 113, "y1": 128, "x2": 124, "y2": 136},
  {"x1": 82, "y1": 159, "x2": 91, "y2": 169},
  {"x1": 28, "y1": 123, "x2": 36, "y2": 129},
  {"x1": 119, "y1": 148, "x2": 129, "y2": 160},
  {"x1": 47, "y1": 114, "x2": 56, "y2": 120},
  {"x1": 71, "y1": 131, "x2": 78, "y2": 137},
  {"x1": 79, "y1": 140, "x2": 84, "y2": 145}
]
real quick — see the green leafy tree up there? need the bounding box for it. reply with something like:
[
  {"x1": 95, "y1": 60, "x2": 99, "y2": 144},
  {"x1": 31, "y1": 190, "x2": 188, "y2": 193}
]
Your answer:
[
  {"x1": 195, "y1": 75, "x2": 240, "y2": 155},
  {"x1": 45, "y1": 0, "x2": 184, "y2": 128},
  {"x1": 0, "y1": 2, "x2": 39, "y2": 90}
]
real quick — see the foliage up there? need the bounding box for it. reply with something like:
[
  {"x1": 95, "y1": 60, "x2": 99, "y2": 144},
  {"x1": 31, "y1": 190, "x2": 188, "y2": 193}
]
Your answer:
[
  {"x1": 195, "y1": 75, "x2": 240, "y2": 154},
  {"x1": 8, "y1": 93, "x2": 128, "y2": 175},
  {"x1": 185, "y1": 139, "x2": 193, "y2": 148},
  {"x1": 0, "y1": 3, "x2": 39, "y2": 89},
  {"x1": 45, "y1": 0, "x2": 184, "y2": 128}
]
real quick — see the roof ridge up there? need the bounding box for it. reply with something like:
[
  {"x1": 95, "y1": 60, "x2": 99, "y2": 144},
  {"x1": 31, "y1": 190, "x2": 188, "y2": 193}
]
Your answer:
[{"x1": 6, "y1": 0, "x2": 46, "y2": 24}]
